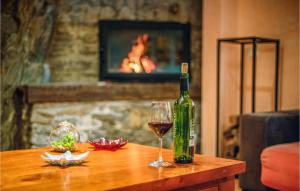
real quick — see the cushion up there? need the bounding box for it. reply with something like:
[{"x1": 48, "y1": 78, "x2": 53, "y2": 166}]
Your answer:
[{"x1": 261, "y1": 142, "x2": 299, "y2": 191}]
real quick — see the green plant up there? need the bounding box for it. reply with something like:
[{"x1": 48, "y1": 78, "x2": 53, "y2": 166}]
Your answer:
[{"x1": 51, "y1": 133, "x2": 76, "y2": 150}]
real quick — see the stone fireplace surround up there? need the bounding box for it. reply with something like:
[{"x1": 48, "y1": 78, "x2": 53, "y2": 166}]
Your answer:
[
  {"x1": 1, "y1": 0, "x2": 201, "y2": 150},
  {"x1": 15, "y1": 83, "x2": 201, "y2": 151}
]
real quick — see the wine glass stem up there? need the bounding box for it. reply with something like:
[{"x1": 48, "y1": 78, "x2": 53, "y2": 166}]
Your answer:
[{"x1": 158, "y1": 137, "x2": 163, "y2": 162}]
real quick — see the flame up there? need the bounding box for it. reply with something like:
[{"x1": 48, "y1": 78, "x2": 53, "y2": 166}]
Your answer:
[{"x1": 120, "y1": 34, "x2": 156, "y2": 73}]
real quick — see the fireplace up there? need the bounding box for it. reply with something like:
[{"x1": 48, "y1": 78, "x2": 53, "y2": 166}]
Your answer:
[{"x1": 99, "y1": 20, "x2": 191, "y2": 82}]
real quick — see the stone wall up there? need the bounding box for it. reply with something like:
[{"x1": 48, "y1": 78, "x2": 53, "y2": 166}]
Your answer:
[
  {"x1": 31, "y1": 100, "x2": 201, "y2": 150},
  {"x1": 1, "y1": 0, "x2": 58, "y2": 150},
  {"x1": 1, "y1": 0, "x2": 202, "y2": 150}
]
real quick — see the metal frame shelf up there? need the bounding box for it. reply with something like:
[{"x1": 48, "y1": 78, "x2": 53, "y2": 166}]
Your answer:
[{"x1": 216, "y1": 36, "x2": 280, "y2": 156}]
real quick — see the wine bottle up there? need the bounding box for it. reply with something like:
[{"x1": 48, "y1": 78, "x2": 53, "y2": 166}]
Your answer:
[{"x1": 173, "y1": 63, "x2": 195, "y2": 163}]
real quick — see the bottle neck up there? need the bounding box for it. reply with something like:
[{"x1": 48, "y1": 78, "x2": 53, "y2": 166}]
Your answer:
[{"x1": 180, "y1": 73, "x2": 189, "y2": 96}]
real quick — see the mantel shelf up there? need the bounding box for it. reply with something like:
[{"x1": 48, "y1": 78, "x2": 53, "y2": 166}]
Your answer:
[{"x1": 17, "y1": 82, "x2": 200, "y2": 104}]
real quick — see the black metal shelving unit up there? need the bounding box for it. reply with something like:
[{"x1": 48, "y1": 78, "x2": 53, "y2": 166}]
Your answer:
[{"x1": 216, "y1": 36, "x2": 280, "y2": 156}]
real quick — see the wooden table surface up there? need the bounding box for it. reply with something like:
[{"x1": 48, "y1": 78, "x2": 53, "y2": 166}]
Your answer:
[{"x1": 1, "y1": 143, "x2": 245, "y2": 191}]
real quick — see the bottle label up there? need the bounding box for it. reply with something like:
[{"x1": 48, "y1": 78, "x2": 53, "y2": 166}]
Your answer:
[{"x1": 189, "y1": 129, "x2": 194, "y2": 146}]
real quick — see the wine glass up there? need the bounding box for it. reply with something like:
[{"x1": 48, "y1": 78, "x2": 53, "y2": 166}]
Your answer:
[{"x1": 148, "y1": 101, "x2": 173, "y2": 167}]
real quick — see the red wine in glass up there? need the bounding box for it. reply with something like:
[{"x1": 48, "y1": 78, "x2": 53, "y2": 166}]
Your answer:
[
  {"x1": 148, "y1": 101, "x2": 173, "y2": 167},
  {"x1": 148, "y1": 122, "x2": 173, "y2": 137}
]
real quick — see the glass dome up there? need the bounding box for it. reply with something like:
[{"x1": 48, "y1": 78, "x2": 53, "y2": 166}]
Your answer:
[{"x1": 50, "y1": 121, "x2": 80, "y2": 152}]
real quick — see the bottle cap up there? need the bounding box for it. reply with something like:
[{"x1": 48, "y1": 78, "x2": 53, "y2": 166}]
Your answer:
[{"x1": 181, "y1": 63, "x2": 188, "y2": 73}]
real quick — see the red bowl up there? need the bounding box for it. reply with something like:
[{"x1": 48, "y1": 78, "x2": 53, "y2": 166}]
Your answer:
[{"x1": 88, "y1": 137, "x2": 128, "y2": 151}]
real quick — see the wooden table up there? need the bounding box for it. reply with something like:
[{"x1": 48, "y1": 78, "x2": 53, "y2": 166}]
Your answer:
[{"x1": 1, "y1": 143, "x2": 245, "y2": 191}]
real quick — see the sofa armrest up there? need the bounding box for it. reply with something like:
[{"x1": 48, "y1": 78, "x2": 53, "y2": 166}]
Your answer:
[{"x1": 239, "y1": 110, "x2": 299, "y2": 191}]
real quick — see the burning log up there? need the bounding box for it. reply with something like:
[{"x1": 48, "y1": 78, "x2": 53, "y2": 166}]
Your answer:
[{"x1": 120, "y1": 34, "x2": 156, "y2": 73}]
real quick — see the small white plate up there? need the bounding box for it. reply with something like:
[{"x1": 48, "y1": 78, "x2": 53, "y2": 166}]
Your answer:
[{"x1": 41, "y1": 151, "x2": 89, "y2": 166}]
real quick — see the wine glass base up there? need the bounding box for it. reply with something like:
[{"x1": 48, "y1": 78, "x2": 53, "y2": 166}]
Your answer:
[{"x1": 148, "y1": 160, "x2": 173, "y2": 167}]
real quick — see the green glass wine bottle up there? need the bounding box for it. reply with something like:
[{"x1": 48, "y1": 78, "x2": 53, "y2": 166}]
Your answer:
[{"x1": 173, "y1": 63, "x2": 195, "y2": 164}]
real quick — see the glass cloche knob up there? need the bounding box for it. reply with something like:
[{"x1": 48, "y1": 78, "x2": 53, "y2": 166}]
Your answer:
[{"x1": 50, "y1": 121, "x2": 80, "y2": 152}]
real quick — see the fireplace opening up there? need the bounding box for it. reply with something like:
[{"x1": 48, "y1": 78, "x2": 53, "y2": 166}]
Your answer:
[{"x1": 99, "y1": 20, "x2": 191, "y2": 82}]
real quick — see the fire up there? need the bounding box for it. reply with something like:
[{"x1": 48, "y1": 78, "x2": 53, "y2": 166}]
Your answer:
[{"x1": 120, "y1": 34, "x2": 156, "y2": 73}]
